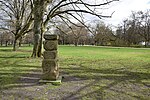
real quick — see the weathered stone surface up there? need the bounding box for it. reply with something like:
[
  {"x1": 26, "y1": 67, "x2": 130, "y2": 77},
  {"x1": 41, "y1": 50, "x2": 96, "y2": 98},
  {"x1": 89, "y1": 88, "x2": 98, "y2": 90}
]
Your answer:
[
  {"x1": 42, "y1": 59, "x2": 59, "y2": 80},
  {"x1": 42, "y1": 69, "x2": 59, "y2": 80},
  {"x1": 43, "y1": 51, "x2": 57, "y2": 59},
  {"x1": 42, "y1": 59, "x2": 58, "y2": 72},
  {"x1": 44, "y1": 40, "x2": 58, "y2": 51},
  {"x1": 44, "y1": 34, "x2": 59, "y2": 40},
  {"x1": 41, "y1": 34, "x2": 60, "y2": 81}
]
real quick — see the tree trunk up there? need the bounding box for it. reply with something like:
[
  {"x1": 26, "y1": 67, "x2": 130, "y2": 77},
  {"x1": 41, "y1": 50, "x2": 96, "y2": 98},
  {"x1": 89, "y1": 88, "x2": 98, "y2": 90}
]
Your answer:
[
  {"x1": 62, "y1": 35, "x2": 65, "y2": 45},
  {"x1": 5, "y1": 41, "x2": 8, "y2": 47},
  {"x1": 29, "y1": 42, "x2": 31, "y2": 46},
  {"x1": 37, "y1": 38, "x2": 42, "y2": 57},
  {"x1": 32, "y1": 0, "x2": 53, "y2": 57},
  {"x1": 19, "y1": 37, "x2": 22, "y2": 47},
  {"x1": 31, "y1": 0, "x2": 44, "y2": 57},
  {"x1": 94, "y1": 40, "x2": 97, "y2": 46},
  {"x1": 1, "y1": 40, "x2": 3, "y2": 46},
  {"x1": 13, "y1": 38, "x2": 19, "y2": 51},
  {"x1": 31, "y1": 33, "x2": 41, "y2": 57},
  {"x1": 37, "y1": 30, "x2": 44, "y2": 57},
  {"x1": 74, "y1": 38, "x2": 79, "y2": 46}
]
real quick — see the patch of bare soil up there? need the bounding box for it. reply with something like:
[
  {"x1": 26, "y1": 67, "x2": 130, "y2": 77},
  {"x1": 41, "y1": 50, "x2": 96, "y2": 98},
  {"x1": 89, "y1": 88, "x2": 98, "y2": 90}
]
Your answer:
[
  {"x1": 0, "y1": 69, "x2": 150, "y2": 100},
  {"x1": 0, "y1": 69, "x2": 92, "y2": 100}
]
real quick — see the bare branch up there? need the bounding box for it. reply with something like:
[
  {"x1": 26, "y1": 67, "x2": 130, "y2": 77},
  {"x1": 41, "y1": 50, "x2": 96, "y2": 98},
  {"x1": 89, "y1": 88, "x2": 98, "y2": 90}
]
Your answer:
[
  {"x1": 53, "y1": 9, "x2": 103, "y2": 18},
  {"x1": 49, "y1": 0, "x2": 118, "y2": 17},
  {"x1": 55, "y1": 26, "x2": 67, "y2": 35},
  {"x1": 0, "y1": 27, "x2": 15, "y2": 34},
  {"x1": 70, "y1": 0, "x2": 84, "y2": 22},
  {"x1": 78, "y1": 0, "x2": 119, "y2": 7},
  {"x1": 57, "y1": 15, "x2": 76, "y2": 36},
  {"x1": 57, "y1": 15, "x2": 81, "y2": 27},
  {"x1": 0, "y1": 0, "x2": 15, "y2": 14},
  {"x1": 67, "y1": 12, "x2": 93, "y2": 33},
  {"x1": 44, "y1": 0, "x2": 118, "y2": 27}
]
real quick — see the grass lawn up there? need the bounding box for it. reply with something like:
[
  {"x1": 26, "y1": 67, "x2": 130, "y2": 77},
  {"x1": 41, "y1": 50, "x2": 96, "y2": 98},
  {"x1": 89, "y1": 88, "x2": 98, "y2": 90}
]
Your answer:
[
  {"x1": 0, "y1": 46, "x2": 42, "y2": 89},
  {"x1": 0, "y1": 45, "x2": 150, "y2": 100}
]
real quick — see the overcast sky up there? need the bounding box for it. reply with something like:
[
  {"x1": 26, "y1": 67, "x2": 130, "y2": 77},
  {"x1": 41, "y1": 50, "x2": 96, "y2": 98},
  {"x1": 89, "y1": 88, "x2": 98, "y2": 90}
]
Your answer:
[{"x1": 102, "y1": 0, "x2": 150, "y2": 27}]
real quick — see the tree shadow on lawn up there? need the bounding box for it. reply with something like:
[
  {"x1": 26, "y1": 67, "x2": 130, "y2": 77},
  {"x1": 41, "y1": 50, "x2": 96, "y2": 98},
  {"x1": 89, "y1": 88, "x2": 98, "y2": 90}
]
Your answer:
[
  {"x1": 0, "y1": 57, "x2": 42, "y2": 90},
  {"x1": 61, "y1": 64, "x2": 150, "y2": 100},
  {"x1": 0, "y1": 55, "x2": 29, "y2": 59},
  {"x1": 0, "y1": 55, "x2": 149, "y2": 99},
  {"x1": 0, "y1": 48, "x2": 32, "y2": 52},
  {"x1": 0, "y1": 68, "x2": 42, "y2": 90},
  {"x1": 0, "y1": 62, "x2": 43, "y2": 99},
  {"x1": 0, "y1": 49, "x2": 12, "y2": 52},
  {"x1": 62, "y1": 64, "x2": 150, "y2": 82}
]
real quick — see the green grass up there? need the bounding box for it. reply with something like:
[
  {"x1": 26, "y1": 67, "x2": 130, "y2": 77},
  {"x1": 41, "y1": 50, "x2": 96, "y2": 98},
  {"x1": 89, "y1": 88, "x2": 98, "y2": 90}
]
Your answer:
[
  {"x1": 0, "y1": 45, "x2": 150, "y2": 99},
  {"x1": 59, "y1": 45, "x2": 150, "y2": 99},
  {"x1": 59, "y1": 46, "x2": 150, "y2": 76},
  {"x1": 0, "y1": 46, "x2": 42, "y2": 89}
]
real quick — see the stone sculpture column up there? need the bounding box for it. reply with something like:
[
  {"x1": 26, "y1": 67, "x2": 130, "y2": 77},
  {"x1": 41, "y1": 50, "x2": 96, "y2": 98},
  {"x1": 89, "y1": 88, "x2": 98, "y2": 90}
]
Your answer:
[{"x1": 42, "y1": 34, "x2": 59, "y2": 80}]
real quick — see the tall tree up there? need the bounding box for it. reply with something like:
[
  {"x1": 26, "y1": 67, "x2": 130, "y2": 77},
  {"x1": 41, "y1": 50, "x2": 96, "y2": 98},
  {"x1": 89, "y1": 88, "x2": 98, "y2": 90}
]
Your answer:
[
  {"x1": 0, "y1": 31, "x2": 14, "y2": 46},
  {"x1": 136, "y1": 10, "x2": 150, "y2": 47},
  {"x1": 0, "y1": 0, "x2": 33, "y2": 51},
  {"x1": 32, "y1": 0, "x2": 119, "y2": 57},
  {"x1": 116, "y1": 11, "x2": 150, "y2": 47},
  {"x1": 90, "y1": 21, "x2": 115, "y2": 46},
  {"x1": 67, "y1": 24, "x2": 87, "y2": 46}
]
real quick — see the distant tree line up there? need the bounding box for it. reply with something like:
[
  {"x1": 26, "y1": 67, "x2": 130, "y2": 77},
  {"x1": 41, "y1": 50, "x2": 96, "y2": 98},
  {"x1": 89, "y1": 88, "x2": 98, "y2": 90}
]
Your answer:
[
  {"x1": 56, "y1": 21, "x2": 115, "y2": 46},
  {"x1": 0, "y1": 31, "x2": 33, "y2": 47},
  {"x1": 0, "y1": 9, "x2": 150, "y2": 48},
  {"x1": 115, "y1": 10, "x2": 150, "y2": 47},
  {"x1": 56, "y1": 10, "x2": 150, "y2": 47}
]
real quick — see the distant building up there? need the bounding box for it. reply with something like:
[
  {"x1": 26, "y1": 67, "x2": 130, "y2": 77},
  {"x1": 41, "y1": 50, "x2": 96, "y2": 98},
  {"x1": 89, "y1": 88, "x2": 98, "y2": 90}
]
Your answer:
[{"x1": 139, "y1": 41, "x2": 150, "y2": 46}]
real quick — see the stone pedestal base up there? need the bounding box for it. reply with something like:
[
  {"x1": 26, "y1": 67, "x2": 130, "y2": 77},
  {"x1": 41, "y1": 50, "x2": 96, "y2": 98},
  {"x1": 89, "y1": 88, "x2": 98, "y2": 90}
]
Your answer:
[{"x1": 39, "y1": 76, "x2": 62, "y2": 85}]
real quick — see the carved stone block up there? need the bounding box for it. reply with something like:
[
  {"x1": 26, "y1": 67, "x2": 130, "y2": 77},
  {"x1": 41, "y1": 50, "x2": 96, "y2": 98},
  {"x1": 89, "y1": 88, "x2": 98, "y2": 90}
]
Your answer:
[
  {"x1": 42, "y1": 70, "x2": 59, "y2": 80},
  {"x1": 42, "y1": 59, "x2": 59, "y2": 80},
  {"x1": 43, "y1": 40, "x2": 58, "y2": 51},
  {"x1": 44, "y1": 34, "x2": 59, "y2": 40},
  {"x1": 43, "y1": 51, "x2": 57, "y2": 59}
]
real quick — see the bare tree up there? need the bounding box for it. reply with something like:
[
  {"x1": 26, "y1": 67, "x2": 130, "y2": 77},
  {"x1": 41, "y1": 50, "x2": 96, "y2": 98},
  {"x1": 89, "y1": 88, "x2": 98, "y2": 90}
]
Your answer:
[
  {"x1": 0, "y1": 31, "x2": 14, "y2": 46},
  {"x1": 0, "y1": 0, "x2": 33, "y2": 51},
  {"x1": 31, "y1": 0, "x2": 119, "y2": 57},
  {"x1": 24, "y1": 32, "x2": 34, "y2": 46},
  {"x1": 136, "y1": 10, "x2": 150, "y2": 47},
  {"x1": 66, "y1": 24, "x2": 87, "y2": 46},
  {"x1": 90, "y1": 21, "x2": 115, "y2": 46},
  {"x1": 55, "y1": 23, "x2": 70, "y2": 45},
  {"x1": 116, "y1": 11, "x2": 150, "y2": 47}
]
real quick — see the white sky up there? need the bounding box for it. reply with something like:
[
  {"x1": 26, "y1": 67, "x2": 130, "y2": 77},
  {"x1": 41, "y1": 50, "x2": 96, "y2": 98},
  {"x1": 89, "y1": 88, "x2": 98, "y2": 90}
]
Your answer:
[
  {"x1": 102, "y1": 0, "x2": 150, "y2": 27},
  {"x1": 54, "y1": 0, "x2": 150, "y2": 30}
]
